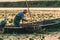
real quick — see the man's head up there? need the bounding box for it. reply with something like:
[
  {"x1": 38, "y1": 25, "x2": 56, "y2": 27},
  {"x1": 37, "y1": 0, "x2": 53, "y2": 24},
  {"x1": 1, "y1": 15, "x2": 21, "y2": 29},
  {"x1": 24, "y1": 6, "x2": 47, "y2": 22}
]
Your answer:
[{"x1": 23, "y1": 10, "x2": 27, "y2": 14}]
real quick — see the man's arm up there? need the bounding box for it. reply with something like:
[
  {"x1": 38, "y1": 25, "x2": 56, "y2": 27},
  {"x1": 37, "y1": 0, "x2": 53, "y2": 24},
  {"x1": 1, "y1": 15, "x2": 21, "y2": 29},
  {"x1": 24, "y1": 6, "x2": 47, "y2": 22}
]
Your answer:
[
  {"x1": 22, "y1": 18, "x2": 28, "y2": 22},
  {"x1": 21, "y1": 18, "x2": 28, "y2": 24}
]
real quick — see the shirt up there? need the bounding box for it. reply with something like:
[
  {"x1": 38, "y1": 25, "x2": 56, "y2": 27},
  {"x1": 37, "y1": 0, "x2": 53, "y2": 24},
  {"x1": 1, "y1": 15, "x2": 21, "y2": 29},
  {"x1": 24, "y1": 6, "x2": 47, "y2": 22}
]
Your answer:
[
  {"x1": 14, "y1": 12, "x2": 24, "y2": 22},
  {"x1": 16, "y1": 12, "x2": 24, "y2": 18}
]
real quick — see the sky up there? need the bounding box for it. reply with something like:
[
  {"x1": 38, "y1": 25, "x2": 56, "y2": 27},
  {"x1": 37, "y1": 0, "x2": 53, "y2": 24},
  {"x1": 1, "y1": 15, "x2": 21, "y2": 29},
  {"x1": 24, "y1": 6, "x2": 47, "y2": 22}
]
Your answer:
[{"x1": 0, "y1": 0, "x2": 59, "y2": 2}]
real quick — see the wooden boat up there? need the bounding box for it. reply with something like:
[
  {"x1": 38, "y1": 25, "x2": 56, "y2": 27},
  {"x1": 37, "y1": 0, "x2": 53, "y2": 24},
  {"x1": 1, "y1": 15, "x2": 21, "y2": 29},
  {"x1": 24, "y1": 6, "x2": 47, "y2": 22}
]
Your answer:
[
  {"x1": 3, "y1": 18, "x2": 60, "y2": 33},
  {"x1": 0, "y1": 18, "x2": 60, "y2": 33}
]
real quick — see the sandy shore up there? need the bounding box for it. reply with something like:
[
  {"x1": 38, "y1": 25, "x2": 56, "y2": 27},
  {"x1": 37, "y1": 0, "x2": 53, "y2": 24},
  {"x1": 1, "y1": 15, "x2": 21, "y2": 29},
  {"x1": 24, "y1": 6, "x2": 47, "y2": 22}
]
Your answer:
[{"x1": 0, "y1": 32, "x2": 60, "y2": 40}]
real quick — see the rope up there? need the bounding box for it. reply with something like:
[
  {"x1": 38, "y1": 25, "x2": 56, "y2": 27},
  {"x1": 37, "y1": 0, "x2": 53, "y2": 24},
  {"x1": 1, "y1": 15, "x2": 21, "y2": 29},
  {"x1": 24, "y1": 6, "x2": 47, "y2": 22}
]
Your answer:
[
  {"x1": 4, "y1": 10, "x2": 7, "y2": 21},
  {"x1": 25, "y1": 0, "x2": 36, "y2": 30},
  {"x1": 25, "y1": 0, "x2": 33, "y2": 23}
]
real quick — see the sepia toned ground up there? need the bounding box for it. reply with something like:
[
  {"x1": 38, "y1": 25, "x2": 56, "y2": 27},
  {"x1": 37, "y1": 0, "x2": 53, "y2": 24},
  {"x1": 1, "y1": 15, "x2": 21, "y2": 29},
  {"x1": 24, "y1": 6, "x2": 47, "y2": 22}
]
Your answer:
[{"x1": 0, "y1": 32, "x2": 60, "y2": 40}]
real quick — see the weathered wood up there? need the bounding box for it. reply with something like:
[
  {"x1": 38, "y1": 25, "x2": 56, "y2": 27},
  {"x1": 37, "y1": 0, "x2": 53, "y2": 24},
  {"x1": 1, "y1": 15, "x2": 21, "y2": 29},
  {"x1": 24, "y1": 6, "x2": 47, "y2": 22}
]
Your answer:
[{"x1": 4, "y1": 22, "x2": 59, "y2": 29}]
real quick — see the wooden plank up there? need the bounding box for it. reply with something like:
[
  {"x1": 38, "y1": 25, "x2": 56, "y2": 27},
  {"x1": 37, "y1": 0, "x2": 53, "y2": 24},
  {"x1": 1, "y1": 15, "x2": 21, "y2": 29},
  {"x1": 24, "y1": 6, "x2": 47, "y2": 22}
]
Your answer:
[
  {"x1": 4, "y1": 22, "x2": 60, "y2": 29},
  {"x1": 4, "y1": 27, "x2": 23, "y2": 29}
]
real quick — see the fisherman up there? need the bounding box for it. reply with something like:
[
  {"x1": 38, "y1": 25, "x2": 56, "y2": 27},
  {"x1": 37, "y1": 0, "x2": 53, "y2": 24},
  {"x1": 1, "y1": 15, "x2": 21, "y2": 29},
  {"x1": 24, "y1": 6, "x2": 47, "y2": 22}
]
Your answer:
[
  {"x1": 0, "y1": 20, "x2": 6, "y2": 31},
  {"x1": 14, "y1": 10, "x2": 28, "y2": 27},
  {"x1": 0, "y1": 20, "x2": 6, "y2": 27}
]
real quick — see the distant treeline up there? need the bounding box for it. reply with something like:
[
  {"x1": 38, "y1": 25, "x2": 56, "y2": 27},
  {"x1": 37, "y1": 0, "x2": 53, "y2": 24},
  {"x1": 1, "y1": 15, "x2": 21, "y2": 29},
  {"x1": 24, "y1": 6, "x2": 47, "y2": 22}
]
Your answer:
[{"x1": 0, "y1": 1, "x2": 60, "y2": 7}]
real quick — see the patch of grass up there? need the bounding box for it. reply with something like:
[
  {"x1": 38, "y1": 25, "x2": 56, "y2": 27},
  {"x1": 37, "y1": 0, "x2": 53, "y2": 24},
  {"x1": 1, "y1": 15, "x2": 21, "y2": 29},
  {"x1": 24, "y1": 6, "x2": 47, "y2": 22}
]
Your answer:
[
  {"x1": 58, "y1": 37, "x2": 60, "y2": 40},
  {"x1": 9, "y1": 19, "x2": 13, "y2": 23},
  {"x1": 0, "y1": 38, "x2": 3, "y2": 40},
  {"x1": 26, "y1": 35, "x2": 29, "y2": 38},
  {"x1": 29, "y1": 38, "x2": 34, "y2": 40},
  {"x1": 34, "y1": 33, "x2": 39, "y2": 36}
]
